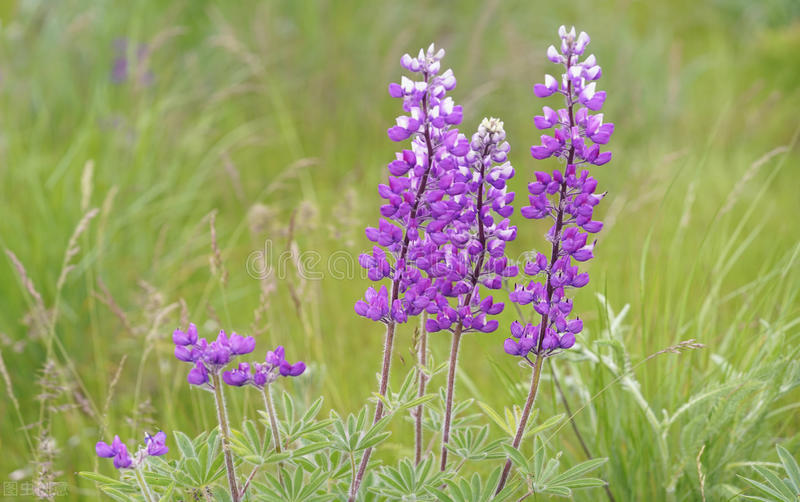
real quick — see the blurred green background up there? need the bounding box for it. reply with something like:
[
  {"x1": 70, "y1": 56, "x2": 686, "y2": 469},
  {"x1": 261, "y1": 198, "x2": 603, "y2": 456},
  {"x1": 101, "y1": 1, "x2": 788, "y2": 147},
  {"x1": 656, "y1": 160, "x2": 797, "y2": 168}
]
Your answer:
[{"x1": 0, "y1": 0, "x2": 798, "y2": 499}]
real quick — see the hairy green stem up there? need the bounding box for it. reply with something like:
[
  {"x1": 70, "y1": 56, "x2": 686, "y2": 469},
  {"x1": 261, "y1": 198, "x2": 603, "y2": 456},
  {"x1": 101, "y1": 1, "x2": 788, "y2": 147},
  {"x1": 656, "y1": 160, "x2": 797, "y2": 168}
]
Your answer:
[
  {"x1": 211, "y1": 373, "x2": 240, "y2": 502},
  {"x1": 440, "y1": 324, "x2": 463, "y2": 471},
  {"x1": 415, "y1": 312, "x2": 428, "y2": 465},
  {"x1": 496, "y1": 354, "x2": 544, "y2": 493},
  {"x1": 134, "y1": 466, "x2": 157, "y2": 502},
  {"x1": 349, "y1": 320, "x2": 396, "y2": 501}
]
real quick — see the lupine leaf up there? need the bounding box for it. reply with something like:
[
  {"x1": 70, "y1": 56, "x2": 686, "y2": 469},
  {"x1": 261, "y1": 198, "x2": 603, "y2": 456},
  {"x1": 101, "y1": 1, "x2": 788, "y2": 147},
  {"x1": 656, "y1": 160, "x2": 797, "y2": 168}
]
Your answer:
[
  {"x1": 549, "y1": 457, "x2": 607, "y2": 484},
  {"x1": 776, "y1": 445, "x2": 800, "y2": 493},
  {"x1": 173, "y1": 430, "x2": 196, "y2": 459},
  {"x1": 751, "y1": 465, "x2": 794, "y2": 500}
]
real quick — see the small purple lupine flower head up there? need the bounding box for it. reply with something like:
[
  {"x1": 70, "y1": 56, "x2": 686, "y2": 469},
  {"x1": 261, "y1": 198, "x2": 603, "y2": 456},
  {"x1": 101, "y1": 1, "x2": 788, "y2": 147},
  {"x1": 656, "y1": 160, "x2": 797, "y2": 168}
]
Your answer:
[
  {"x1": 508, "y1": 26, "x2": 612, "y2": 360},
  {"x1": 222, "y1": 362, "x2": 252, "y2": 386},
  {"x1": 187, "y1": 361, "x2": 209, "y2": 386},
  {"x1": 173, "y1": 323, "x2": 256, "y2": 388},
  {"x1": 223, "y1": 346, "x2": 306, "y2": 389},
  {"x1": 97, "y1": 431, "x2": 169, "y2": 469},
  {"x1": 145, "y1": 431, "x2": 169, "y2": 456}
]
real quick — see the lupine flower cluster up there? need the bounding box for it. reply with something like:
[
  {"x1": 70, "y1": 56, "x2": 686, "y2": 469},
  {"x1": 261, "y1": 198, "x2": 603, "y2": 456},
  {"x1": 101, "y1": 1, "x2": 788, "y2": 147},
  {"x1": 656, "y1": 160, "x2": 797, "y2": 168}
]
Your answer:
[
  {"x1": 356, "y1": 44, "x2": 469, "y2": 325},
  {"x1": 223, "y1": 346, "x2": 306, "y2": 388},
  {"x1": 96, "y1": 431, "x2": 168, "y2": 469},
  {"x1": 425, "y1": 117, "x2": 518, "y2": 333},
  {"x1": 172, "y1": 323, "x2": 256, "y2": 387},
  {"x1": 505, "y1": 26, "x2": 613, "y2": 359}
]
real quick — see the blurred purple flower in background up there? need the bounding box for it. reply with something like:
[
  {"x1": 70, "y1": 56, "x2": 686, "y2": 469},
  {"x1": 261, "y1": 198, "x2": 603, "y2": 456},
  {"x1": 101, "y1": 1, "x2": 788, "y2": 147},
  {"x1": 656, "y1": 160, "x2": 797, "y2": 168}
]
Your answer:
[{"x1": 111, "y1": 38, "x2": 154, "y2": 86}]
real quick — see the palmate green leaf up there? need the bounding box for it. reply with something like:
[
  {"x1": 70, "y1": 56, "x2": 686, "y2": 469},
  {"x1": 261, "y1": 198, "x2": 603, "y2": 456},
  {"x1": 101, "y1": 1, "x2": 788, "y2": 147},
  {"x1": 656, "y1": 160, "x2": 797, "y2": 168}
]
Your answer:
[
  {"x1": 738, "y1": 474, "x2": 791, "y2": 501},
  {"x1": 291, "y1": 440, "x2": 330, "y2": 457},
  {"x1": 432, "y1": 468, "x2": 508, "y2": 502},
  {"x1": 548, "y1": 457, "x2": 608, "y2": 485},
  {"x1": 543, "y1": 485, "x2": 572, "y2": 497},
  {"x1": 476, "y1": 401, "x2": 515, "y2": 436},
  {"x1": 78, "y1": 471, "x2": 129, "y2": 486},
  {"x1": 557, "y1": 477, "x2": 608, "y2": 489},
  {"x1": 500, "y1": 444, "x2": 530, "y2": 474},
  {"x1": 156, "y1": 482, "x2": 175, "y2": 502},
  {"x1": 524, "y1": 413, "x2": 565, "y2": 439},
  {"x1": 751, "y1": 465, "x2": 795, "y2": 500},
  {"x1": 99, "y1": 486, "x2": 137, "y2": 501},
  {"x1": 371, "y1": 456, "x2": 444, "y2": 501},
  {"x1": 142, "y1": 467, "x2": 174, "y2": 487},
  {"x1": 776, "y1": 445, "x2": 800, "y2": 492},
  {"x1": 446, "y1": 425, "x2": 506, "y2": 462},
  {"x1": 540, "y1": 456, "x2": 562, "y2": 484},
  {"x1": 173, "y1": 430, "x2": 196, "y2": 459}
]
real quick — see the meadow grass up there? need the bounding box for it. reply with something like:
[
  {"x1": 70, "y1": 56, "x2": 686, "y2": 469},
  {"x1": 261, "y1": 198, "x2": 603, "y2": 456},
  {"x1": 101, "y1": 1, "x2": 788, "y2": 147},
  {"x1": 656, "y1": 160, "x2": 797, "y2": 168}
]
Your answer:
[{"x1": 0, "y1": 0, "x2": 798, "y2": 499}]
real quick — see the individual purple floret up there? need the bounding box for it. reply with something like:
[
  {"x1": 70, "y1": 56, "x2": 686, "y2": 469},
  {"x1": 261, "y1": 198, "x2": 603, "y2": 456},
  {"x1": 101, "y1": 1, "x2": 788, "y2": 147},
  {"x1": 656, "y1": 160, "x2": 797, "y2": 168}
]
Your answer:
[
  {"x1": 505, "y1": 25, "x2": 612, "y2": 360},
  {"x1": 222, "y1": 346, "x2": 306, "y2": 388},
  {"x1": 145, "y1": 431, "x2": 169, "y2": 457},
  {"x1": 96, "y1": 435, "x2": 132, "y2": 469},
  {"x1": 173, "y1": 323, "x2": 255, "y2": 388},
  {"x1": 96, "y1": 431, "x2": 168, "y2": 469}
]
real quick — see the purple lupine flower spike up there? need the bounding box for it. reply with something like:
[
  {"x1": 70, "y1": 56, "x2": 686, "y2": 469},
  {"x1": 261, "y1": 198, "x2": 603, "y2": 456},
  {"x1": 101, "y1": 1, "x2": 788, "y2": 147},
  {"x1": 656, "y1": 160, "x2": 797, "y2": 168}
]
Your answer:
[
  {"x1": 352, "y1": 44, "x2": 467, "y2": 498},
  {"x1": 507, "y1": 25, "x2": 613, "y2": 360},
  {"x1": 497, "y1": 25, "x2": 613, "y2": 495},
  {"x1": 357, "y1": 43, "x2": 467, "y2": 325},
  {"x1": 426, "y1": 116, "x2": 518, "y2": 472},
  {"x1": 425, "y1": 117, "x2": 518, "y2": 336}
]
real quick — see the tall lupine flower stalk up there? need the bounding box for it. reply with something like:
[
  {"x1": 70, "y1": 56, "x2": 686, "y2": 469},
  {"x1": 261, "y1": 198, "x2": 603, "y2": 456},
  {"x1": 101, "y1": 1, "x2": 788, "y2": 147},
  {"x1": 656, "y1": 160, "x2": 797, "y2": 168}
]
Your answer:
[
  {"x1": 351, "y1": 44, "x2": 466, "y2": 501},
  {"x1": 173, "y1": 323, "x2": 256, "y2": 502},
  {"x1": 496, "y1": 26, "x2": 613, "y2": 494},
  {"x1": 425, "y1": 117, "x2": 518, "y2": 471}
]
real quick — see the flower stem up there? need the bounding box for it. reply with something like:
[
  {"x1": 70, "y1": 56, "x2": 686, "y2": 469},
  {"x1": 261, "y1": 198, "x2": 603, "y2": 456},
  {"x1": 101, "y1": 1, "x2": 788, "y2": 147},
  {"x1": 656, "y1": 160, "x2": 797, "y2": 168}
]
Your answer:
[
  {"x1": 440, "y1": 323, "x2": 463, "y2": 471},
  {"x1": 415, "y1": 312, "x2": 428, "y2": 465},
  {"x1": 262, "y1": 385, "x2": 283, "y2": 455},
  {"x1": 551, "y1": 361, "x2": 616, "y2": 502},
  {"x1": 349, "y1": 320, "x2": 396, "y2": 501},
  {"x1": 211, "y1": 373, "x2": 240, "y2": 502},
  {"x1": 440, "y1": 145, "x2": 491, "y2": 472},
  {"x1": 496, "y1": 354, "x2": 544, "y2": 493},
  {"x1": 134, "y1": 466, "x2": 157, "y2": 502},
  {"x1": 263, "y1": 385, "x2": 285, "y2": 486}
]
